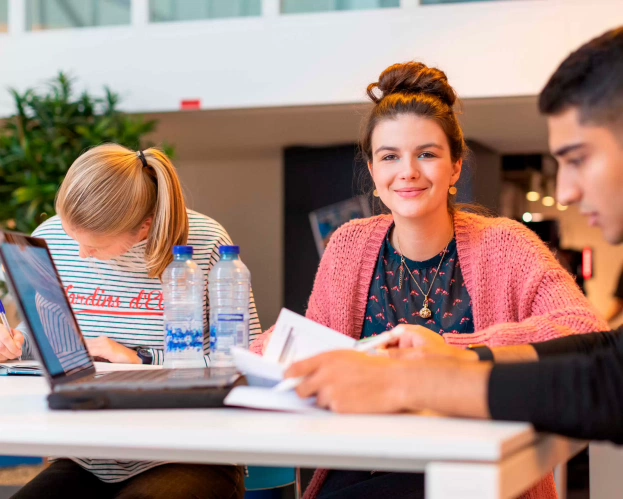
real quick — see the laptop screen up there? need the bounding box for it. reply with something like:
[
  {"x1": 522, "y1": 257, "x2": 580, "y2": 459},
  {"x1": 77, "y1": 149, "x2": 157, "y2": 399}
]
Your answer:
[{"x1": 0, "y1": 233, "x2": 93, "y2": 379}]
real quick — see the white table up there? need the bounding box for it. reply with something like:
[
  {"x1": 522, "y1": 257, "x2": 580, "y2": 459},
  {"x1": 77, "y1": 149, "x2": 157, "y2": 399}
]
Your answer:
[{"x1": 0, "y1": 375, "x2": 585, "y2": 499}]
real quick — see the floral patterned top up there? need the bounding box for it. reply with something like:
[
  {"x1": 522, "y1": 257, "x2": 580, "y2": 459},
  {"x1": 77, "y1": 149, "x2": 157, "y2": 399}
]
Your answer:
[{"x1": 362, "y1": 229, "x2": 474, "y2": 338}]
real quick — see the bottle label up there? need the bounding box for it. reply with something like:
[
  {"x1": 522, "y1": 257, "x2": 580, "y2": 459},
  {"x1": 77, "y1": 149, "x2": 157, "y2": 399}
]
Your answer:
[
  {"x1": 164, "y1": 322, "x2": 204, "y2": 354},
  {"x1": 210, "y1": 313, "x2": 245, "y2": 354}
]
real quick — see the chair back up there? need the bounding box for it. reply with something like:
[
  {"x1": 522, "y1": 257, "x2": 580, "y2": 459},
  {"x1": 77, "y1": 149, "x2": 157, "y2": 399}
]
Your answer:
[{"x1": 245, "y1": 466, "x2": 296, "y2": 491}]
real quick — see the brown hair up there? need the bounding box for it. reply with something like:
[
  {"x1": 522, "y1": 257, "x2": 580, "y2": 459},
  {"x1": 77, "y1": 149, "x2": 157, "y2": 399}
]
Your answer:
[
  {"x1": 539, "y1": 27, "x2": 623, "y2": 130},
  {"x1": 360, "y1": 62, "x2": 468, "y2": 214},
  {"x1": 56, "y1": 144, "x2": 189, "y2": 278}
]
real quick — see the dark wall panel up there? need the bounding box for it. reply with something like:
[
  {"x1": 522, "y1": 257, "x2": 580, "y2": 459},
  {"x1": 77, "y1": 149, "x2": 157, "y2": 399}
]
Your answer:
[{"x1": 284, "y1": 144, "x2": 365, "y2": 315}]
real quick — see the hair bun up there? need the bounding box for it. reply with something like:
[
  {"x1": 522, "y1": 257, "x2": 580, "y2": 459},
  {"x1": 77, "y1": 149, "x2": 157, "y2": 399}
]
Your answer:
[{"x1": 367, "y1": 62, "x2": 457, "y2": 107}]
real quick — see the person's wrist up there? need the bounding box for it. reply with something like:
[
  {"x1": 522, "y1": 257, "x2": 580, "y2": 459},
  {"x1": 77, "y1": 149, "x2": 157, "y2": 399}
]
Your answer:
[
  {"x1": 420, "y1": 359, "x2": 489, "y2": 417},
  {"x1": 394, "y1": 361, "x2": 427, "y2": 411},
  {"x1": 134, "y1": 347, "x2": 153, "y2": 365},
  {"x1": 460, "y1": 362, "x2": 493, "y2": 418},
  {"x1": 466, "y1": 344, "x2": 494, "y2": 362},
  {"x1": 459, "y1": 348, "x2": 480, "y2": 362}
]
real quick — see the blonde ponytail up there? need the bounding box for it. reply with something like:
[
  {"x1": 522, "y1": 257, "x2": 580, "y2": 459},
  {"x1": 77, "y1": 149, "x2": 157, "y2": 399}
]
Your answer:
[
  {"x1": 142, "y1": 148, "x2": 189, "y2": 278},
  {"x1": 56, "y1": 144, "x2": 189, "y2": 278}
]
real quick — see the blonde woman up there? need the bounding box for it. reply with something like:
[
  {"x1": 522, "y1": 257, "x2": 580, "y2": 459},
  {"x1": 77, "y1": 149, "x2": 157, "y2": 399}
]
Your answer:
[{"x1": 0, "y1": 144, "x2": 258, "y2": 498}]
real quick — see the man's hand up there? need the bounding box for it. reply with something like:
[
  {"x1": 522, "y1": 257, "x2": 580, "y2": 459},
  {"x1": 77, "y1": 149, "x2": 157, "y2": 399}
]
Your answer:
[
  {"x1": 285, "y1": 349, "x2": 492, "y2": 419},
  {"x1": 85, "y1": 337, "x2": 141, "y2": 364},
  {"x1": 0, "y1": 325, "x2": 24, "y2": 361},
  {"x1": 386, "y1": 324, "x2": 478, "y2": 362},
  {"x1": 286, "y1": 350, "x2": 413, "y2": 413}
]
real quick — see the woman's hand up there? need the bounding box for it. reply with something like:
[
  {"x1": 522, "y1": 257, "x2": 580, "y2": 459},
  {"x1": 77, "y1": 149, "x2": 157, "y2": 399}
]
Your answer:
[
  {"x1": 386, "y1": 324, "x2": 478, "y2": 362},
  {"x1": 286, "y1": 350, "x2": 413, "y2": 413},
  {"x1": 0, "y1": 325, "x2": 24, "y2": 361},
  {"x1": 85, "y1": 337, "x2": 141, "y2": 364}
]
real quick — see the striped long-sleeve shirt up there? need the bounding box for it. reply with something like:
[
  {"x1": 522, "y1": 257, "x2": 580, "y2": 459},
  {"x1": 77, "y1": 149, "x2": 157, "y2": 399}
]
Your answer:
[{"x1": 19, "y1": 209, "x2": 261, "y2": 482}]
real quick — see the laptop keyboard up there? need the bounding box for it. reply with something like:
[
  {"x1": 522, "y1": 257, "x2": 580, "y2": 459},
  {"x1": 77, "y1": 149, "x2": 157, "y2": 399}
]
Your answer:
[
  {"x1": 86, "y1": 369, "x2": 171, "y2": 383},
  {"x1": 58, "y1": 368, "x2": 239, "y2": 391}
]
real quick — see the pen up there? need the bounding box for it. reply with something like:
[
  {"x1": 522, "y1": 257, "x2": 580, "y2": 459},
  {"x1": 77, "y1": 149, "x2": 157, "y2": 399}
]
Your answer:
[
  {"x1": 0, "y1": 298, "x2": 21, "y2": 361},
  {"x1": 273, "y1": 329, "x2": 405, "y2": 392}
]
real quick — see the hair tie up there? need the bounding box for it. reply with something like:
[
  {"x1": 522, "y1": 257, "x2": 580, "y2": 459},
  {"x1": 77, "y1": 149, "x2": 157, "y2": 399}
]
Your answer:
[{"x1": 137, "y1": 150, "x2": 148, "y2": 169}]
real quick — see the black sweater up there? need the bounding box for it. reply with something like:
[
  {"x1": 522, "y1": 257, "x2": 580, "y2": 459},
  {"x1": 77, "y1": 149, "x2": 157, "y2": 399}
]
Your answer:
[{"x1": 489, "y1": 328, "x2": 623, "y2": 443}]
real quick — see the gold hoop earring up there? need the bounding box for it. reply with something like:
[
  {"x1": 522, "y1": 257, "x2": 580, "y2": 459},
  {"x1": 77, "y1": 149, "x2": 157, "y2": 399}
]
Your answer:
[
  {"x1": 448, "y1": 186, "x2": 458, "y2": 196},
  {"x1": 373, "y1": 189, "x2": 380, "y2": 198}
]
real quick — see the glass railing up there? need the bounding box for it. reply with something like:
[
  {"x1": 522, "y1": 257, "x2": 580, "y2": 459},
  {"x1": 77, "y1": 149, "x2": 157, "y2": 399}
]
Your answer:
[
  {"x1": 26, "y1": 0, "x2": 131, "y2": 31},
  {"x1": 150, "y1": 0, "x2": 261, "y2": 22},
  {"x1": 11, "y1": 0, "x2": 526, "y2": 32},
  {"x1": 281, "y1": 0, "x2": 399, "y2": 14},
  {"x1": 0, "y1": 0, "x2": 7, "y2": 32}
]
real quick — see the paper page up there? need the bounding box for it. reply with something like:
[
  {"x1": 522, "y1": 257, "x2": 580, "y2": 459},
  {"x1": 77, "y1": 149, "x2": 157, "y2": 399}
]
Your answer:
[
  {"x1": 0, "y1": 360, "x2": 40, "y2": 368},
  {"x1": 263, "y1": 308, "x2": 357, "y2": 364},
  {"x1": 0, "y1": 361, "x2": 164, "y2": 373},
  {"x1": 231, "y1": 347, "x2": 284, "y2": 387},
  {"x1": 229, "y1": 309, "x2": 358, "y2": 412},
  {"x1": 224, "y1": 386, "x2": 324, "y2": 413}
]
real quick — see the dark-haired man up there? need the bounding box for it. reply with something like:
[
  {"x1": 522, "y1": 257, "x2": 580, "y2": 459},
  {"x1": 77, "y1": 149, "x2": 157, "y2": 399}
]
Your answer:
[{"x1": 287, "y1": 26, "x2": 623, "y2": 443}]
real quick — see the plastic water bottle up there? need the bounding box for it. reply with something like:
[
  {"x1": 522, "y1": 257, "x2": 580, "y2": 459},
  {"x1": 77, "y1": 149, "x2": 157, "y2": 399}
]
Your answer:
[
  {"x1": 208, "y1": 246, "x2": 251, "y2": 367},
  {"x1": 162, "y1": 246, "x2": 205, "y2": 369}
]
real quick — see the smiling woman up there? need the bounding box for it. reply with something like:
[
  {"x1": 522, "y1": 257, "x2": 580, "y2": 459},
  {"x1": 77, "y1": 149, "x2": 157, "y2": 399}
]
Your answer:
[
  {"x1": 360, "y1": 62, "x2": 465, "y2": 263},
  {"x1": 250, "y1": 60, "x2": 607, "y2": 499}
]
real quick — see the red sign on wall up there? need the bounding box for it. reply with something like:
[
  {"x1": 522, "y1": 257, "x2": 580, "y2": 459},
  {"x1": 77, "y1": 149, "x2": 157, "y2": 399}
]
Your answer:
[
  {"x1": 180, "y1": 99, "x2": 201, "y2": 111},
  {"x1": 582, "y1": 247, "x2": 593, "y2": 280}
]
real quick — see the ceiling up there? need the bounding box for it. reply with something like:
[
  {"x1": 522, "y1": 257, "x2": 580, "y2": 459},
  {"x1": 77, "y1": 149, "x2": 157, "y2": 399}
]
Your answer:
[{"x1": 146, "y1": 95, "x2": 549, "y2": 159}]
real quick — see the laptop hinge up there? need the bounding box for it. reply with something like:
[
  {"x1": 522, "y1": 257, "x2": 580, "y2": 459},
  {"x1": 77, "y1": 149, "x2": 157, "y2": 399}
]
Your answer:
[{"x1": 51, "y1": 365, "x2": 98, "y2": 387}]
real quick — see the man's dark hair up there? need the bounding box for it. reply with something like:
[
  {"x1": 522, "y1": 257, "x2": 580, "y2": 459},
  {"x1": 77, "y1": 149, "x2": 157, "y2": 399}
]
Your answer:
[{"x1": 539, "y1": 27, "x2": 623, "y2": 127}]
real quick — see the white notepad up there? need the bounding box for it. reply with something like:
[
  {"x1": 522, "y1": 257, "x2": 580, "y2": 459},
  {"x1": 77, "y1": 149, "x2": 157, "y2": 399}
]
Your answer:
[
  {"x1": 224, "y1": 386, "x2": 323, "y2": 413},
  {"x1": 224, "y1": 308, "x2": 356, "y2": 412}
]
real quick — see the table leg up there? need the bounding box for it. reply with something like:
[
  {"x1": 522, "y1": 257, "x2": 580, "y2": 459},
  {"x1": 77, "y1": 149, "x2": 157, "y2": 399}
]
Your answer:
[
  {"x1": 553, "y1": 463, "x2": 567, "y2": 499},
  {"x1": 425, "y1": 436, "x2": 585, "y2": 499},
  {"x1": 590, "y1": 441, "x2": 623, "y2": 499}
]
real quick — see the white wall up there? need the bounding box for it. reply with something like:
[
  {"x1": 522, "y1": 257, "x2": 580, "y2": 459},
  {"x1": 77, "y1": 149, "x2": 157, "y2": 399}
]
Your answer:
[
  {"x1": 1, "y1": 0, "x2": 622, "y2": 114},
  {"x1": 175, "y1": 149, "x2": 284, "y2": 328}
]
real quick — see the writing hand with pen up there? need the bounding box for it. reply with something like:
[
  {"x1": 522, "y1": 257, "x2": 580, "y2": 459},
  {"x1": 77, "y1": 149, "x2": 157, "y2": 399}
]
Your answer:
[{"x1": 0, "y1": 301, "x2": 24, "y2": 362}]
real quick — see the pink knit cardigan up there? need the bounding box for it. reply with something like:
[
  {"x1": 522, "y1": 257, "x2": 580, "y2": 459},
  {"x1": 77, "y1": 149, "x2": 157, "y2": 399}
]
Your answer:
[{"x1": 251, "y1": 212, "x2": 607, "y2": 499}]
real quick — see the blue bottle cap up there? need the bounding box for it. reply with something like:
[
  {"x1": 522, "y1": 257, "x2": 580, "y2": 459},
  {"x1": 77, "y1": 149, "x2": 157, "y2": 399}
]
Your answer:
[
  {"x1": 173, "y1": 245, "x2": 193, "y2": 256},
  {"x1": 220, "y1": 245, "x2": 240, "y2": 255}
]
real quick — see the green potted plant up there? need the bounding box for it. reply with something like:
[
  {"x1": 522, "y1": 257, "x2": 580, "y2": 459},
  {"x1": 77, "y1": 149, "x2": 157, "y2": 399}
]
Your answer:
[{"x1": 0, "y1": 72, "x2": 172, "y2": 234}]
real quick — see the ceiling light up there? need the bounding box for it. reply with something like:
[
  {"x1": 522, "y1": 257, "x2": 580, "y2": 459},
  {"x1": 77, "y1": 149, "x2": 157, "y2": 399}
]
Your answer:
[
  {"x1": 542, "y1": 196, "x2": 555, "y2": 207},
  {"x1": 522, "y1": 212, "x2": 533, "y2": 223},
  {"x1": 557, "y1": 203, "x2": 568, "y2": 211},
  {"x1": 527, "y1": 171, "x2": 543, "y2": 203}
]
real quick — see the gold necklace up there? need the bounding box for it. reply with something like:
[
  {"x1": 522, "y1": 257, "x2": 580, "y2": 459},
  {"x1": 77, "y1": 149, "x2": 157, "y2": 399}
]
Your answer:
[{"x1": 395, "y1": 234, "x2": 449, "y2": 319}]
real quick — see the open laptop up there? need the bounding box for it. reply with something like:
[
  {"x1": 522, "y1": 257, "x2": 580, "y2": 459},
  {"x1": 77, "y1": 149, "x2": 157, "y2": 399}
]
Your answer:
[{"x1": 0, "y1": 231, "x2": 245, "y2": 410}]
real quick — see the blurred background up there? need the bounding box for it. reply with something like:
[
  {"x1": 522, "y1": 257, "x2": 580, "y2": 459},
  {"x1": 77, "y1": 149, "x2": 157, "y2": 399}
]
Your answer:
[{"x1": 1, "y1": 1, "x2": 623, "y2": 497}]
